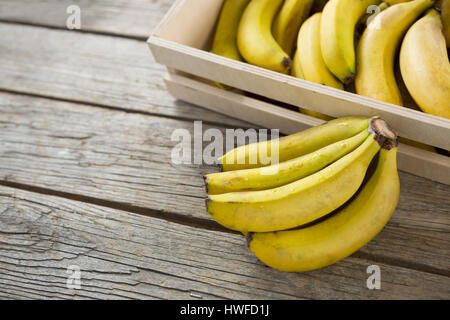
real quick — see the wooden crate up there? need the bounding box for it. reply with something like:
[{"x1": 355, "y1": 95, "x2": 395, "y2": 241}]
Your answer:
[{"x1": 148, "y1": 0, "x2": 450, "y2": 185}]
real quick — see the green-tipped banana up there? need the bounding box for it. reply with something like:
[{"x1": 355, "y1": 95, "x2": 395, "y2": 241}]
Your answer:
[
  {"x1": 273, "y1": 0, "x2": 315, "y2": 57},
  {"x1": 321, "y1": 0, "x2": 381, "y2": 84},
  {"x1": 219, "y1": 117, "x2": 371, "y2": 172},
  {"x1": 205, "y1": 130, "x2": 368, "y2": 194},
  {"x1": 355, "y1": 0, "x2": 435, "y2": 106},
  {"x1": 297, "y1": 13, "x2": 344, "y2": 90},
  {"x1": 207, "y1": 119, "x2": 393, "y2": 233},
  {"x1": 237, "y1": 0, "x2": 292, "y2": 73},
  {"x1": 248, "y1": 141, "x2": 400, "y2": 272}
]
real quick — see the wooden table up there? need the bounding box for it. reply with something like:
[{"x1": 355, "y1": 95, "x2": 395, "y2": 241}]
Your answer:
[{"x1": 0, "y1": 0, "x2": 448, "y2": 300}]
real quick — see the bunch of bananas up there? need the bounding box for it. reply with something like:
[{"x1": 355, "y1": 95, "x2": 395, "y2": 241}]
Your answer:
[
  {"x1": 211, "y1": 0, "x2": 450, "y2": 119},
  {"x1": 204, "y1": 117, "x2": 400, "y2": 272}
]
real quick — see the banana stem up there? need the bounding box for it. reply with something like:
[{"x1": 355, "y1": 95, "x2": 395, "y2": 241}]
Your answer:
[{"x1": 368, "y1": 118, "x2": 399, "y2": 150}]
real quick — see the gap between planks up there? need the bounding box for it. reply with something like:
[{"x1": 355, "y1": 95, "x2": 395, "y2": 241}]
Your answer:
[
  {"x1": 0, "y1": 180, "x2": 230, "y2": 235},
  {"x1": 0, "y1": 19, "x2": 148, "y2": 41}
]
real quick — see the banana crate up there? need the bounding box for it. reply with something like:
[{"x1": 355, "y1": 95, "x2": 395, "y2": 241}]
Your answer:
[{"x1": 148, "y1": 0, "x2": 450, "y2": 185}]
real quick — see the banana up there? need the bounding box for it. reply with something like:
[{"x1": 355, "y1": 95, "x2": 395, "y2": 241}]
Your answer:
[
  {"x1": 205, "y1": 130, "x2": 369, "y2": 194},
  {"x1": 248, "y1": 139, "x2": 400, "y2": 272},
  {"x1": 297, "y1": 13, "x2": 344, "y2": 90},
  {"x1": 212, "y1": 0, "x2": 250, "y2": 61},
  {"x1": 355, "y1": 0, "x2": 434, "y2": 106},
  {"x1": 292, "y1": 51, "x2": 334, "y2": 120},
  {"x1": 441, "y1": 0, "x2": 450, "y2": 47},
  {"x1": 219, "y1": 117, "x2": 370, "y2": 171},
  {"x1": 273, "y1": 0, "x2": 315, "y2": 57},
  {"x1": 207, "y1": 118, "x2": 392, "y2": 233},
  {"x1": 211, "y1": 0, "x2": 250, "y2": 90},
  {"x1": 291, "y1": 50, "x2": 305, "y2": 79},
  {"x1": 320, "y1": 0, "x2": 381, "y2": 84},
  {"x1": 400, "y1": 9, "x2": 450, "y2": 119},
  {"x1": 237, "y1": 0, "x2": 292, "y2": 73}
]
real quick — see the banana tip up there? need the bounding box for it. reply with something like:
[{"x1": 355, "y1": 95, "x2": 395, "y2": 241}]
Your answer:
[
  {"x1": 343, "y1": 73, "x2": 355, "y2": 85},
  {"x1": 245, "y1": 232, "x2": 253, "y2": 248},
  {"x1": 282, "y1": 57, "x2": 292, "y2": 71},
  {"x1": 203, "y1": 175, "x2": 209, "y2": 193},
  {"x1": 205, "y1": 197, "x2": 212, "y2": 209}
]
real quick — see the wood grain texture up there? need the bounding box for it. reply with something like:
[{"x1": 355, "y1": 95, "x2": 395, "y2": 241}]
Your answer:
[
  {"x1": 0, "y1": 0, "x2": 174, "y2": 39},
  {"x1": 0, "y1": 22, "x2": 250, "y2": 128},
  {"x1": 0, "y1": 92, "x2": 449, "y2": 275},
  {"x1": 0, "y1": 185, "x2": 449, "y2": 300}
]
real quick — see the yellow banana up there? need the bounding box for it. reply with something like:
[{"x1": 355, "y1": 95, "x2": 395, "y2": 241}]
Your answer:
[
  {"x1": 355, "y1": 0, "x2": 435, "y2": 106},
  {"x1": 297, "y1": 13, "x2": 344, "y2": 90},
  {"x1": 212, "y1": 0, "x2": 250, "y2": 61},
  {"x1": 219, "y1": 117, "x2": 370, "y2": 171},
  {"x1": 441, "y1": 0, "x2": 450, "y2": 47},
  {"x1": 291, "y1": 52, "x2": 333, "y2": 120},
  {"x1": 248, "y1": 141, "x2": 400, "y2": 272},
  {"x1": 211, "y1": 0, "x2": 250, "y2": 90},
  {"x1": 320, "y1": 0, "x2": 381, "y2": 84},
  {"x1": 237, "y1": 0, "x2": 292, "y2": 73},
  {"x1": 273, "y1": 0, "x2": 315, "y2": 57},
  {"x1": 400, "y1": 9, "x2": 450, "y2": 119},
  {"x1": 205, "y1": 130, "x2": 369, "y2": 194},
  {"x1": 207, "y1": 119, "x2": 391, "y2": 233},
  {"x1": 291, "y1": 50, "x2": 305, "y2": 79}
]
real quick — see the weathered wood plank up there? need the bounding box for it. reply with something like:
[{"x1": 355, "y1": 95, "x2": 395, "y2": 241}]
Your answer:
[
  {"x1": 0, "y1": 0, "x2": 173, "y2": 39},
  {"x1": 0, "y1": 22, "x2": 250, "y2": 127},
  {"x1": 0, "y1": 92, "x2": 449, "y2": 274},
  {"x1": 0, "y1": 185, "x2": 449, "y2": 300},
  {"x1": 0, "y1": 92, "x2": 211, "y2": 218}
]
